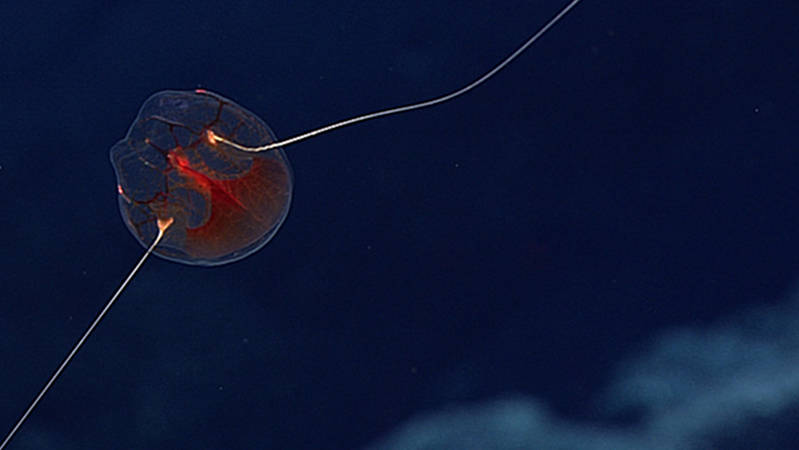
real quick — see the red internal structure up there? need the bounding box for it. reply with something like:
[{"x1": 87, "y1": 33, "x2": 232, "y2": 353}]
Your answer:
[{"x1": 110, "y1": 90, "x2": 293, "y2": 266}]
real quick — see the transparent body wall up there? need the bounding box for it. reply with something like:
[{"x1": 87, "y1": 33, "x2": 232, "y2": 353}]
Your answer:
[{"x1": 110, "y1": 90, "x2": 293, "y2": 266}]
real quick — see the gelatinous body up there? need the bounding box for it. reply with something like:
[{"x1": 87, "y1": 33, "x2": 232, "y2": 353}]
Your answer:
[{"x1": 110, "y1": 90, "x2": 293, "y2": 266}]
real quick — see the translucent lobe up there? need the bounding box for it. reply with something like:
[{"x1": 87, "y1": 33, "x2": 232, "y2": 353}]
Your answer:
[{"x1": 109, "y1": 90, "x2": 293, "y2": 266}]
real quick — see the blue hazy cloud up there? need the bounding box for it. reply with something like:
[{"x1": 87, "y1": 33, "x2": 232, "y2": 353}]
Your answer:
[{"x1": 368, "y1": 286, "x2": 799, "y2": 449}]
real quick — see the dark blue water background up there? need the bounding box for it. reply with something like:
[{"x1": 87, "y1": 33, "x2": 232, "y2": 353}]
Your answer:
[{"x1": 1, "y1": 1, "x2": 797, "y2": 448}]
